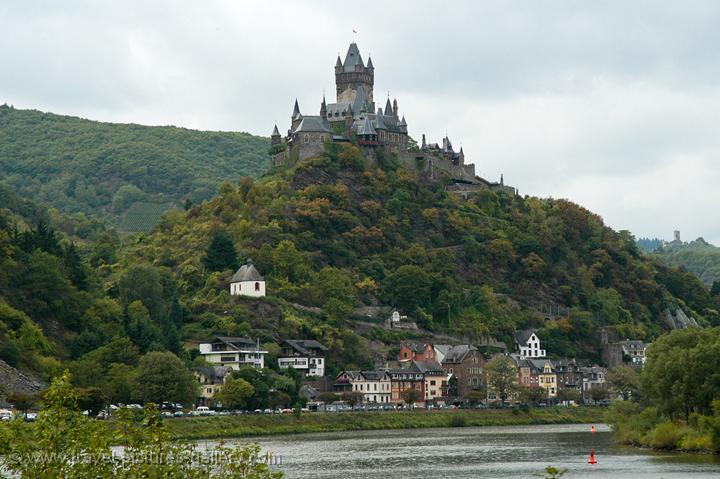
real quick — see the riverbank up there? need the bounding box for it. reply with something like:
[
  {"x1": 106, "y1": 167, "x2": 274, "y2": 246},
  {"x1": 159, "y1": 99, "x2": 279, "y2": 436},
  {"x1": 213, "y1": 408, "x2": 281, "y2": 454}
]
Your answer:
[
  {"x1": 608, "y1": 401, "x2": 720, "y2": 454},
  {"x1": 165, "y1": 406, "x2": 606, "y2": 440}
]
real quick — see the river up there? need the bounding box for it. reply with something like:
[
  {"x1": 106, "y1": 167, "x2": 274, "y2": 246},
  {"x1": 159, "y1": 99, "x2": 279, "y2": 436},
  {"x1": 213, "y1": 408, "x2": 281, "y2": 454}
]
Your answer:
[{"x1": 218, "y1": 424, "x2": 720, "y2": 478}]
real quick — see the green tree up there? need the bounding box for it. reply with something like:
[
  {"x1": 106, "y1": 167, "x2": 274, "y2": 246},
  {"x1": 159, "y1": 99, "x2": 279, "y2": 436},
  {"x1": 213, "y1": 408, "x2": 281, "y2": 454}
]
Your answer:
[
  {"x1": 606, "y1": 365, "x2": 640, "y2": 401},
  {"x1": 134, "y1": 351, "x2": 197, "y2": 405},
  {"x1": 216, "y1": 376, "x2": 255, "y2": 410},
  {"x1": 402, "y1": 389, "x2": 421, "y2": 408},
  {"x1": 203, "y1": 230, "x2": 238, "y2": 272},
  {"x1": 383, "y1": 265, "x2": 432, "y2": 313},
  {"x1": 6, "y1": 392, "x2": 36, "y2": 415},
  {"x1": 485, "y1": 355, "x2": 519, "y2": 406},
  {"x1": 341, "y1": 391, "x2": 363, "y2": 408}
]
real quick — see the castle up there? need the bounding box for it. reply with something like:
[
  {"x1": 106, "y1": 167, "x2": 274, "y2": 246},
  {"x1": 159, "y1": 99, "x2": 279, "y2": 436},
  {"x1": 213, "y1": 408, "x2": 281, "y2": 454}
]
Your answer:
[{"x1": 271, "y1": 42, "x2": 516, "y2": 197}]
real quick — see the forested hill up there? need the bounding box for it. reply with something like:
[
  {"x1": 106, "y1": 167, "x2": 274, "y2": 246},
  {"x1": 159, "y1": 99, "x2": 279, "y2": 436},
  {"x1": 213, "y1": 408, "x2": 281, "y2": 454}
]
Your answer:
[
  {"x1": 651, "y1": 238, "x2": 720, "y2": 289},
  {"x1": 0, "y1": 104, "x2": 270, "y2": 232},
  {"x1": 2, "y1": 141, "x2": 718, "y2": 398},
  {"x1": 123, "y1": 143, "x2": 719, "y2": 359}
]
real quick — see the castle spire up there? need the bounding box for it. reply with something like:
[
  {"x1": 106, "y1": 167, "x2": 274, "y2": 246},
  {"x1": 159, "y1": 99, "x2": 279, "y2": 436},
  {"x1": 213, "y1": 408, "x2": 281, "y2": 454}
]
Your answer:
[
  {"x1": 272, "y1": 124, "x2": 280, "y2": 136},
  {"x1": 320, "y1": 94, "x2": 327, "y2": 120},
  {"x1": 500, "y1": 174, "x2": 504, "y2": 186},
  {"x1": 292, "y1": 99, "x2": 301, "y2": 119},
  {"x1": 384, "y1": 97, "x2": 393, "y2": 116},
  {"x1": 335, "y1": 54, "x2": 342, "y2": 68},
  {"x1": 392, "y1": 98, "x2": 398, "y2": 117},
  {"x1": 367, "y1": 55, "x2": 374, "y2": 70}
]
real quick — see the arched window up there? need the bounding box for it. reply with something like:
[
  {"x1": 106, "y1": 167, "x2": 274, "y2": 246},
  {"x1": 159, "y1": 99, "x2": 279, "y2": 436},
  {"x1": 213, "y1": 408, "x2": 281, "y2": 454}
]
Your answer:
[
  {"x1": 304, "y1": 134, "x2": 309, "y2": 144},
  {"x1": 255, "y1": 282, "x2": 260, "y2": 291}
]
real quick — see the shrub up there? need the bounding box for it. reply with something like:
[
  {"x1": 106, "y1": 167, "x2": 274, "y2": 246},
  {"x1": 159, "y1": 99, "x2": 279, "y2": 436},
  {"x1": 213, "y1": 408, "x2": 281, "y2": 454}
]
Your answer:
[
  {"x1": 448, "y1": 415, "x2": 466, "y2": 428},
  {"x1": 646, "y1": 421, "x2": 685, "y2": 449}
]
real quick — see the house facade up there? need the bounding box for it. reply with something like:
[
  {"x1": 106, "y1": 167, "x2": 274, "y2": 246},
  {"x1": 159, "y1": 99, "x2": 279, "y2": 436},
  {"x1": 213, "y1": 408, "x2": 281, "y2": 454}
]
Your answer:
[
  {"x1": 398, "y1": 343, "x2": 436, "y2": 363},
  {"x1": 194, "y1": 365, "x2": 232, "y2": 407},
  {"x1": 278, "y1": 339, "x2": 328, "y2": 377},
  {"x1": 514, "y1": 330, "x2": 546, "y2": 359},
  {"x1": 388, "y1": 363, "x2": 426, "y2": 406},
  {"x1": 441, "y1": 345, "x2": 486, "y2": 400},
  {"x1": 229, "y1": 259, "x2": 266, "y2": 298},
  {"x1": 333, "y1": 370, "x2": 392, "y2": 403},
  {"x1": 198, "y1": 336, "x2": 267, "y2": 370}
]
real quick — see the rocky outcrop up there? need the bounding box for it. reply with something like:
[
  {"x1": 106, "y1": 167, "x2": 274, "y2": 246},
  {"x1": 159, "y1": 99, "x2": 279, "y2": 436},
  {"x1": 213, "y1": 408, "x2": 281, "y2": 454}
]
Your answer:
[
  {"x1": 0, "y1": 359, "x2": 45, "y2": 406},
  {"x1": 663, "y1": 307, "x2": 700, "y2": 329}
]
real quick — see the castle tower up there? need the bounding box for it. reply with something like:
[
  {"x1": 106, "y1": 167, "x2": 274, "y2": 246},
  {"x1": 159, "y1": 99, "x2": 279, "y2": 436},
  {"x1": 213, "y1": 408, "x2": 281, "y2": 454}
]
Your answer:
[
  {"x1": 320, "y1": 95, "x2": 327, "y2": 121},
  {"x1": 336, "y1": 43, "x2": 374, "y2": 108},
  {"x1": 271, "y1": 124, "x2": 281, "y2": 146},
  {"x1": 291, "y1": 99, "x2": 302, "y2": 131}
]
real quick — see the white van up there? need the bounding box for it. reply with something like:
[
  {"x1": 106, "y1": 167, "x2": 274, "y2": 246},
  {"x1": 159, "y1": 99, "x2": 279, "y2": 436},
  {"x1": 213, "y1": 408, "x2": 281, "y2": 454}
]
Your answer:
[{"x1": 193, "y1": 406, "x2": 215, "y2": 416}]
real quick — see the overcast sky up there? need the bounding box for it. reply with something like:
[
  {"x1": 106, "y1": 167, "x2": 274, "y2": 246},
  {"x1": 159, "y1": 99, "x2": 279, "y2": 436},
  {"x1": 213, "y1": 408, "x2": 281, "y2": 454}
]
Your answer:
[{"x1": 2, "y1": 1, "x2": 719, "y2": 244}]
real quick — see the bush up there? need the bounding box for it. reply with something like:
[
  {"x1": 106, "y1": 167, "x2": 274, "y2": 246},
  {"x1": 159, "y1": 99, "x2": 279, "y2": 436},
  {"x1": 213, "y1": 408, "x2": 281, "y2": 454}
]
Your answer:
[
  {"x1": 448, "y1": 415, "x2": 466, "y2": 428},
  {"x1": 0, "y1": 339, "x2": 20, "y2": 367},
  {"x1": 646, "y1": 421, "x2": 685, "y2": 449}
]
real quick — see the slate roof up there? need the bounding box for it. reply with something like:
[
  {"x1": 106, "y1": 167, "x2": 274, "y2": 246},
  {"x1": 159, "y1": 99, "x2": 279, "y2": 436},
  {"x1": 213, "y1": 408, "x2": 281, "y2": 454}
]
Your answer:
[
  {"x1": 212, "y1": 336, "x2": 257, "y2": 350},
  {"x1": 194, "y1": 365, "x2": 232, "y2": 383},
  {"x1": 413, "y1": 360, "x2": 445, "y2": 374},
  {"x1": 271, "y1": 124, "x2": 280, "y2": 136},
  {"x1": 441, "y1": 345, "x2": 478, "y2": 363},
  {"x1": 294, "y1": 116, "x2": 332, "y2": 134},
  {"x1": 231, "y1": 260, "x2": 264, "y2": 283},
  {"x1": 342, "y1": 42, "x2": 365, "y2": 72},
  {"x1": 514, "y1": 330, "x2": 535, "y2": 345},
  {"x1": 282, "y1": 339, "x2": 328, "y2": 355},
  {"x1": 384, "y1": 98, "x2": 393, "y2": 116},
  {"x1": 356, "y1": 116, "x2": 376, "y2": 136},
  {"x1": 360, "y1": 370, "x2": 390, "y2": 381},
  {"x1": 292, "y1": 99, "x2": 301, "y2": 119}
]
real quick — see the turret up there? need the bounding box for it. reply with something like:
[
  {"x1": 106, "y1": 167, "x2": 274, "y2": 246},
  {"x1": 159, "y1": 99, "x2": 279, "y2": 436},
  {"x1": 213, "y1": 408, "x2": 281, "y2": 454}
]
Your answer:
[
  {"x1": 271, "y1": 124, "x2": 281, "y2": 146},
  {"x1": 384, "y1": 98, "x2": 393, "y2": 116},
  {"x1": 320, "y1": 95, "x2": 327, "y2": 121},
  {"x1": 399, "y1": 115, "x2": 407, "y2": 133},
  {"x1": 392, "y1": 98, "x2": 398, "y2": 117},
  {"x1": 291, "y1": 99, "x2": 302, "y2": 130},
  {"x1": 335, "y1": 43, "x2": 374, "y2": 107},
  {"x1": 421, "y1": 134, "x2": 427, "y2": 149}
]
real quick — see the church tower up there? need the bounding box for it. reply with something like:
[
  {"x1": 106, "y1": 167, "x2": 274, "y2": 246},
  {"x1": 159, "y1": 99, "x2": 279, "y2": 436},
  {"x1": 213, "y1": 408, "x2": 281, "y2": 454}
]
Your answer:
[{"x1": 335, "y1": 43, "x2": 374, "y2": 109}]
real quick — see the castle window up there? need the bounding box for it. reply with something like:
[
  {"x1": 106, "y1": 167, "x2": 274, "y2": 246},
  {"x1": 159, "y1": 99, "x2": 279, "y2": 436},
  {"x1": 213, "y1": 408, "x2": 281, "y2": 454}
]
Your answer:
[{"x1": 304, "y1": 134, "x2": 309, "y2": 144}]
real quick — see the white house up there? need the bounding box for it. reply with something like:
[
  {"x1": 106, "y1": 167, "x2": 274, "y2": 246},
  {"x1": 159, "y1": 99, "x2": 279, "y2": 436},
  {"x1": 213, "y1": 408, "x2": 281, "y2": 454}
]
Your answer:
[
  {"x1": 230, "y1": 259, "x2": 266, "y2": 297},
  {"x1": 278, "y1": 339, "x2": 328, "y2": 377},
  {"x1": 514, "y1": 330, "x2": 546, "y2": 359},
  {"x1": 336, "y1": 370, "x2": 393, "y2": 404},
  {"x1": 198, "y1": 336, "x2": 267, "y2": 370}
]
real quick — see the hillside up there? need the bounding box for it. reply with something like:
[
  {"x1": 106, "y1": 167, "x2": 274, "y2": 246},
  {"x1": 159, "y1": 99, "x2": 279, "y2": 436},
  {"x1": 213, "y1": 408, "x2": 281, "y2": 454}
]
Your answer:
[
  {"x1": 2, "y1": 142, "x2": 718, "y2": 403},
  {"x1": 651, "y1": 238, "x2": 720, "y2": 288},
  {"x1": 0, "y1": 104, "x2": 270, "y2": 232}
]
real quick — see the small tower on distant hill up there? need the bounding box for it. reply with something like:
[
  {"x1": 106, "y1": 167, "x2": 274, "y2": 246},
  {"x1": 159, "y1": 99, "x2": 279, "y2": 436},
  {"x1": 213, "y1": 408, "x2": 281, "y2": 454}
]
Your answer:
[
  {"x1": 271, "y1": 124, "x2": 281, "y2": 146},
  {"x1": 674, "y1": 230, "x2": 681, "y2": 243},
  {"x1": 230, "y1": 259, "x2": 266, "y2": 298}
]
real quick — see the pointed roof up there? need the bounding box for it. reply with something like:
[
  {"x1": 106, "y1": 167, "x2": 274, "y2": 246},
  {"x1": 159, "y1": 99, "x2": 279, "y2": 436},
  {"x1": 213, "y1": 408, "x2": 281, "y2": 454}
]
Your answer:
[
  {"x1": 342, "y1": 43, "x2": 364, "y2": 72},
  {"x1": 295, "y1": 116, "x2": 332, "y2": 134},
  {"x1": 367, "y1": 56, "x2": 374, "y2": 69},
  {"x1": 271, "y1": 124, "x2": 280, "y2": 136},
  {"x1": 292, "y1": 99, "x2": 301, "y2": 119},
  {"x1": 352, "y1": 86, "x2": 368, "y2": 115},
  {"x1": 335, "y1": 55, "x2": 342, "y2": 68},
  {"x1": 384, "y1": 98, "x2": 393, "y2": 116},
  {"x1": 231, "y1": 259, "x2": 264, "y2": 283},
  {"x1": 357, "y1": 116, "x2": 376, "y2": 136},
  {"x1": 399, "y1": 115, "x2": 407, "y2": 127},
  {"x1": 374, "y1": 111, "x2": 387, "y2": 130}
]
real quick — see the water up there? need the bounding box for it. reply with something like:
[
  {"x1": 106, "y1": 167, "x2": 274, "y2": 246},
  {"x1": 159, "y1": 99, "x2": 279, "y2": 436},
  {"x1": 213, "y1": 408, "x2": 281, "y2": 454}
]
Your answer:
[{"x1": 219, "y1": 424, "x2": 720, "y2": 478}]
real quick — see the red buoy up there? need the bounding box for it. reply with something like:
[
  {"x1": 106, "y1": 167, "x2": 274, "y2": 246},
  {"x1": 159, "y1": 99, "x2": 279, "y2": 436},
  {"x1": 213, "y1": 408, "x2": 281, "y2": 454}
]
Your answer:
[
  {"x1": 588, "y1": 450, "x2": 597, "y2": 465},
  {"x1": 591, "y1": 425, "x2": 597, "y2": 433}
]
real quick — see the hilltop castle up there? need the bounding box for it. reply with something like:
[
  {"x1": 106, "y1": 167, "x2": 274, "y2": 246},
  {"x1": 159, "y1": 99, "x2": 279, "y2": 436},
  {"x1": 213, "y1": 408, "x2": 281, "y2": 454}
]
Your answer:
[{"x1": 271, "y1": 42, "x2": 516, "y2": 197}]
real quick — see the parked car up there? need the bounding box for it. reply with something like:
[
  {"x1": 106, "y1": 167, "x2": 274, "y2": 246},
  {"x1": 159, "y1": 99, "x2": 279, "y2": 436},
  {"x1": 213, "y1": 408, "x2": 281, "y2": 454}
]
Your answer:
[
  {"x1": 0, "y1": 409, "x2": 14, "y2": 421},
  {"x1": 191, "y1": 406, "x2": 216, "y2": 416},
  {"x1": 173, "y1": 411, "x2": 184, "y2": 417},
  {"x1": 23, "y1": 412, "x2": 37, "y2": 422}
]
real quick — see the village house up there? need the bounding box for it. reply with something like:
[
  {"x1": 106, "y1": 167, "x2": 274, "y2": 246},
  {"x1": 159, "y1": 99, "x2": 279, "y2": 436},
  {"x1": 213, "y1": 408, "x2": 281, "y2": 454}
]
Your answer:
[
  {"x1": 398, "y1": 342, "x2": 437, "y2": 363},
  {"x1": 198, "y1": 336, "x2": 267, "y2": 370},
  {"x1": 555, "y1": 359, "x2": 583, "y2": 397},
  {"x1": 514, "y1": 330, "x2": 546, "y2": 359},
  {"x1": 417, "y1": 361, "x2": 450, "y2": 404},
  {"x1": 621, "y1": 339, "x2": 648, "y2": 365},
  {"x1": 333, "y1": 370, "x2": 392, "y2": 404},
  {"x1": 581, "y1": 366, "x2": 607, "y2": 401},
  {"x1": 388, "y1": 362, "x2": 426, "y2": 406},
  {"x1": 229, "y1": 259, "x2": 266, "y2": 298},
  {"x1": 441, "y1": 345, "x2": 486, "y2": 400},
  {"x1": 194, "y1": 365, "x2": 232, "y2": 407},
  {"x1": 277, "y1": 339, "x2": 328, "y2": 377}
]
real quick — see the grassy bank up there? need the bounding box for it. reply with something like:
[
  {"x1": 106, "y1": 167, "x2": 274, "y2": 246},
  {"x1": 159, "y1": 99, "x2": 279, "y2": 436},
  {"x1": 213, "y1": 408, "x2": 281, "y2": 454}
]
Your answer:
[
  {"x1": 609, "y1": 401, "x2": 720, "y2": 453},
  {"x1": 164, "y1": 407, "x2": 606, "y2": 440}
]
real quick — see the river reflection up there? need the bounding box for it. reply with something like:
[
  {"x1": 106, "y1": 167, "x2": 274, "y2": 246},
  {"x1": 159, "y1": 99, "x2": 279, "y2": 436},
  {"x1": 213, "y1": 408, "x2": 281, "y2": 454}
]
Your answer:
[{"x1": 213, "y1": 423, "x2": 720, "y2": 479}]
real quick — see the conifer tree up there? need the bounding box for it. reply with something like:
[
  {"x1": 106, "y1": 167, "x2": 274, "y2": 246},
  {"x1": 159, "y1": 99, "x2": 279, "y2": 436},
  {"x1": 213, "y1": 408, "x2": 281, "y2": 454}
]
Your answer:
[{"x1": 202, "y1": 230, "x2": 238, "y2": 272}]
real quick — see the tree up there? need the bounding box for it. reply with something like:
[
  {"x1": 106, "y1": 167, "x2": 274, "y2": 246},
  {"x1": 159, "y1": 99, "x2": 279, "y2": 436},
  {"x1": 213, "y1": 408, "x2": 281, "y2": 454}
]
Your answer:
[
  {"x1": 556, "y1": 387, "x2": 581, "y2": 404},
  {"x1": 485, "y1": 355, "x2": 519, "y2": 406},
  {"x1": 519, "y1": 386, "x2": 547, "y2": 406},
  {"x1": 316, "y1": 392, "x2": 338, "y2": 403},
  {"x1": 6, "y1": 392, "x2": 36, "y2": 415},
  {"x1": 402, "y1": 389, "x2": 421, "y2": 408},
  {"x1": 63, "y1": 242, "x2": 88, "y2": 290},
  {"x1": 134, "y1": 351, "x2": 197, "y2": 405},
  {"x1": 589, "y1": 385, "x2": 610, "y2": 404},
  {"x1": 168, "y1": 295, "x2": 184, "y2": 329},
  {"x1": 76, "y1": 387, "x2": 106, "y2": 416},
  {"x1": 606, "y1": 365, "x2": 640, "y2": 401},
  {"x1": 383, "y1": 265, "x2": 432, "y2": 313},
  {"x1": 341, "y1": 391, "x2": 363, "y2": 408},
  {"x1": 202, "y1": 230, "x2": 238, "y2": 272},
  {"x1": 216, "y1": 376, "x2": 254, "y2": 410}
]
